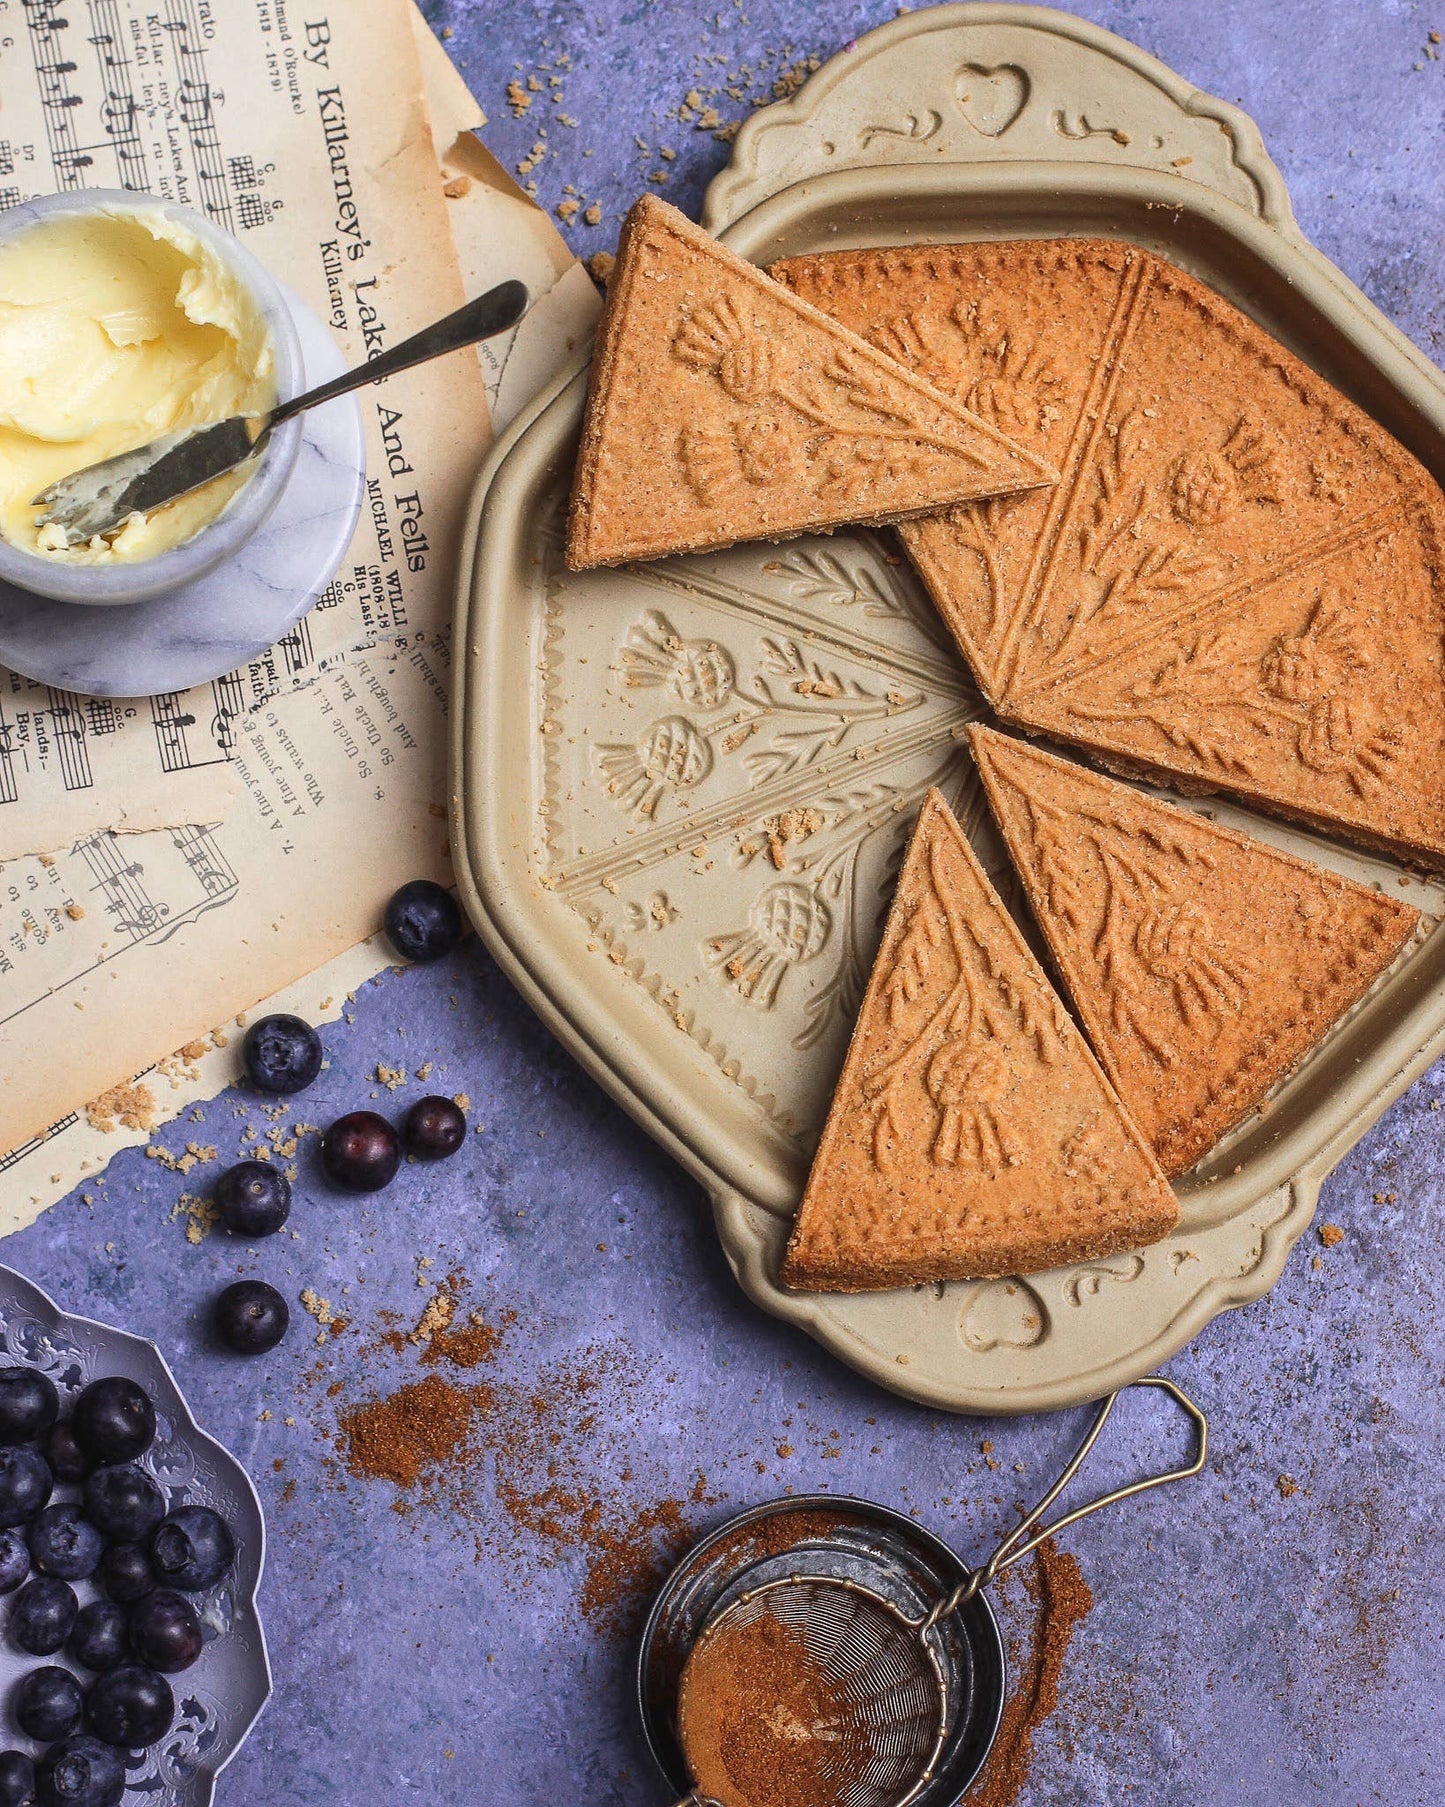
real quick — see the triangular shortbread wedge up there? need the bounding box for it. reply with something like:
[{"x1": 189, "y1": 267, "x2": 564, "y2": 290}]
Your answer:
[
  {"x1": 774, "y1": 240, "x2": 1445, "y2": 869},
  {"x1": 969, "y1": 726, "x2": 1420, "y2": 1174},
  {"x1": 780, "y1": 790, "x2": 1178, "y2": 1291},
  {"x1": 566, "y1": 197, "x2": 1056, "y2": 570}
]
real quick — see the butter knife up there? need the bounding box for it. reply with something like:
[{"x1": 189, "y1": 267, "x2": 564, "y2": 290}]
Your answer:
[{"x1": 32, "y1": 278, "x2": 529, "y2": 548}]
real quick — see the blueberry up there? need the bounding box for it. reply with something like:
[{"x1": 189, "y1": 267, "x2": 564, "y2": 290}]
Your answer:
[
  {"x1": 0, "y1": 1372, "x2": 58, "y2": 1448},
  {"x1": 69, "y1": 1602, "x2": 128, "y2": 1675},
  {"x1": 213, "y1": 1282, "x2": 288, "y2": 1356},
  {"x1": 126, "y1": 1590, "x2": 201, "y2": 1674},
  {"x1": 14, "y1": 1667, "x2": 81, "y2": 1743},
  {"x1": 97, "y1": 1545, "x2": 153, "y2": 1607},
  {"x1": 81, "y1": 1468, "x2": 165, "y2": 1544},
  {"x1": 149, "y1": 1507, "x2": 233, "y2": 1592},
  {"x1": 0, "y1": 1750, "x2": 35, "y2": 1807},
  {"x1": 0, "y1": 1451, "x2": 52, "y2": 1531},
  {"x1": 242, "y1": 1014, "x2": 323, "y2": 1095},
  {"x1": 83, "y1": 1665, "x2": 173, "y2": 1751},
  {"x1": 9, "y1": 1578, "x2": 77, "y2": 1656},
  {"x1": 321, "y1": 1111, "x2": 400, "y2": 1192},
  {"x1": 35, "y1": 1735, "x2": 124, "y2": 1807},
  {"x1": 41, "y1": 1426, "x2": 89, "y2": 1486},
  {"x1": 401, "y1": 1096, "x2": 466, "y2": 1161},
  {"x1": 0, "y1": 1532, "x2": 28, "y2": 1597},
  {"x1": 27, "y1": 1508, "x2": 102, "y2": 1583},
  {"x1": 71, "y1": 1380, "x2": 154, "y2": 1467},
  {"x1": 384, "y1": 879, "x2": 464, "y2": 963},
  {"x1": 212, "y1": 1161, "x2": 291, "y2": 1237}
]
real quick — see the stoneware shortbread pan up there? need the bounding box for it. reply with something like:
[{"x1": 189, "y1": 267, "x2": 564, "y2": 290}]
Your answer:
[{"x1": 451, "y1": 4, "x2": 1445, "y2": 1413}]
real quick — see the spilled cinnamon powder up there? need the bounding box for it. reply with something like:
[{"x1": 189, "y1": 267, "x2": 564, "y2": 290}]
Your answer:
[
  {"x1": 328, "y1": 1286, "x2": 712, "y2": 1635},
  {"x1": 964, "y1": 1539, "x2": 1094, "y2": 1807},
  {"x1": 338, "y1": 1375, "x2": 483, "y2": 1490}
]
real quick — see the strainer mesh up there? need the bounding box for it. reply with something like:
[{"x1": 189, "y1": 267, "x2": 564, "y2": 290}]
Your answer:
[{"x1": 677, "y1": 1577, "x2": 945, "y2": 1807}]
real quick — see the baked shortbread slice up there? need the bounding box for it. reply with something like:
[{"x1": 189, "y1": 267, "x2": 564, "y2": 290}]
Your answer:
[
  {"x1": 775, "y1": 239, "x2": 1445, "y2": 871},
  {"x1": 780, "y1": 789, "x2": 1177, "y2": 1291},
  {"x1": 969, "y1": 726, "x2": 1420, "y2": 1174},
  {"x1": 566, "y1": 197, "x2": 1056, "y2": 570}
]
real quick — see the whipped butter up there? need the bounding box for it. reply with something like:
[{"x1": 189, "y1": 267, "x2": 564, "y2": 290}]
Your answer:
[{"x1": 0, "y1": 207, "x2": 275, "y2": 563}]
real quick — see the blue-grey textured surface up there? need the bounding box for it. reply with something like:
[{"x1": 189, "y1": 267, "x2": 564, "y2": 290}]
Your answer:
[{"x1": 8, "y1": 3, "x2": 1445, "y2": 1802}]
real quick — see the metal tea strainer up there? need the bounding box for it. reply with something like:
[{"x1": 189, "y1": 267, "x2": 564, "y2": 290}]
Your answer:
[{"x1": 659, "y1": 1376, "x2": 1207, "y2": 1807}]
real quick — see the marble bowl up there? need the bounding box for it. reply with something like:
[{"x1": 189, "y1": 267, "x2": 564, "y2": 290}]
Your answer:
[{"x1": 0, "y1": 190, "x2": 303, "y2": 606}]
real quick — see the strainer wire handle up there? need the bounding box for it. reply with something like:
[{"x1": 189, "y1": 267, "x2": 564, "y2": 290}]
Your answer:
[{"x1": 917, "y1": 1375, "x2": 1206, "y2": 1632}]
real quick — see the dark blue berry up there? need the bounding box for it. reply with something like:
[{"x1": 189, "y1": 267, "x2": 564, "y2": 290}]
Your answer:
[
  {"x1": 126, "y1": 1590, "x2": 201, "y2": 1674},
  {"x1": 72, "y1": 1380, "x2": 154, "y2": 1466},
  {"x1": 83, "y1": 1665, "x2": 173, "y2": 1751},
  {"x1": 69, "y1": 1601, "x2": 128, "y2": 1674},
  {"x1": 321, "y1": 1111, "x2": 399, "y2": 1192},
  {"x1": 0, "y1": 1451, "x2": 51, "y2": 1531},
  {"x1": 35, "y1": 1735, "x2": 124, "y2": 1807},
  {"x1": 42, "y1": 1425, "x2": 89, "y2": 1486},
  {"x1": 0, "y1": 1532, "x2": 28, "y2": 1596},
  {"x1": 384, "y1": 879, "x2": 464, "y2": 963},
  {"x1": 81, "y1": 1467, "x2": 165, "y2": 1544},
  {"x1": 9, "y1": 1578, "x2": 77, "y2": 1656},
  {"x1": 0, "y1": 1750, "x2": 35, "y2": 1807},
  {"x1": 212, "y1": 1161, "x2": 291, "y2": 1237},
  {"x1": 0, "y1": 1372, "x2": 58, "y2": 1448},
  {"x1": 242, "y1": 1014, "x2": 323, "y2": 1095},
  {"x1": 97, "y1": 1545, "x2": 153, "y2": 1607},
  {"x1": 27, "y1": 1508, "x2": 102, "y2": 1583},
  {"x1": 149, "y1": 1507, "x2": 233, "y2": 1592},
  {"x1": 214, "y1": 1281, "x2": 288, "y2": 1356},
  {"x1": 14, "y1": 1667, "x2": 81, "y2": 1742},
  {"x1": 401, "y1": 1096, "x2": 466, "y2": 1161}
]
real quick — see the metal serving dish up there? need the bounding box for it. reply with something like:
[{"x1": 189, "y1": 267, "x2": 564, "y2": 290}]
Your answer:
[
  {"x1": 450, "y1": 4, "x2": 1445, "y2": 1413},
  {"x1": 0, "y1": 1266, "x2": 269, "y2": 1803}
]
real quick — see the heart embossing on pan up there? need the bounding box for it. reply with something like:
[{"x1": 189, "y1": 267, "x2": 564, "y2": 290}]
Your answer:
[
  {"x1": 954, "y1": 62, "x2": 1030, "y2": 137},
  {"x1": 958, "y1": 1277, "x2": 1050, "y2": 1353}
]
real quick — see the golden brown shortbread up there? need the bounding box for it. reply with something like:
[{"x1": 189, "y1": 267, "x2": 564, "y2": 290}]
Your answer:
[
  {"x1": 780, "y1": 789, "x2": 1178, "y2": 1291},
  {"x1": 969, "y1": 726, "x2": 1421, "y2": 1174},
  {"x1": 566, "y1": 198, "x2": 1056, "y2": 570},
  {"x1": 774, "y1": 240, "x2": 1445, "y2": 869}
]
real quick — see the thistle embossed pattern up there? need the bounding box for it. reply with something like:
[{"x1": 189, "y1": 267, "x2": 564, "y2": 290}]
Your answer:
[
  {"x1": 776, "y1": 238, "x2": 1445, "y2": 869},
  {"x1": 538, "y1": 503, "x2": 1022, "y2": 1148},
  {"x1": 0, "y1": 1268, "x2": 269, "y2": 1805}
]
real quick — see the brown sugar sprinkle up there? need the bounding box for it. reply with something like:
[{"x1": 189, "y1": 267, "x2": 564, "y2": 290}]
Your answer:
[
  {"x1": 1318, "y1": 1223, "x2": 1345, "y2": 1247},
  {"x1": 965, "y1": 1540, "x2": 1093, "y2": 1807},
  {"x1": 678, "y1": 1608, "x2": 869, "y2": 1807}
]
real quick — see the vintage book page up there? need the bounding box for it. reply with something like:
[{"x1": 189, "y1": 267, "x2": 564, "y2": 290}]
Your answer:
[
  {"x1": 0, "y1": 0, "x2": 481, "y2": 1165},
  {"x1": 412, "y1": 13, "x2": 600, "y2": 431},
  {"x1": 0, "y1": 9, "x2": 596, "y2": 1230}
]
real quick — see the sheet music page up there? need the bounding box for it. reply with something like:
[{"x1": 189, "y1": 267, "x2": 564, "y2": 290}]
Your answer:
[
  {"x1": 410, "y1": 13, "x2": 600, "y2": 432},
  {"x1": 0, "y1": 0, "x2": 488, "y2": 1166}
]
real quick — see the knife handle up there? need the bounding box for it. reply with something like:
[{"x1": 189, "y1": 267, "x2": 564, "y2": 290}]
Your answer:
[{"x1": 271, "y1": 280, "x2": 530, "y2": 428}]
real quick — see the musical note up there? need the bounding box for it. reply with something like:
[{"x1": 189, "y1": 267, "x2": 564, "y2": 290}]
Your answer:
[{"x1": 100, "y1": 93, "x2": 135, "y2": 134}]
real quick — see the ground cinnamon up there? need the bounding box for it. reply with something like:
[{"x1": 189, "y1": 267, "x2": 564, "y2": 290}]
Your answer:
[
  {"x1": 338, "y1": 1375, "x2": 481, "y2": 1489},
  {"x1": 678, "y1": 1607, "x2": 871, "y2": 1807},
  {"x1": 964, "y1": 1539, "x2": 1094, "y2": 1807},
  {"x1": 720, "y1": 1507, "x2": 858, "y2": 1565},
  {"x1": 328, "y1": 1289, "x2": 712, "y2": 1635}
]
